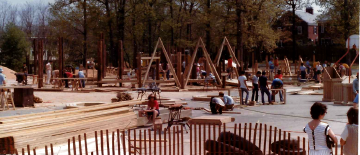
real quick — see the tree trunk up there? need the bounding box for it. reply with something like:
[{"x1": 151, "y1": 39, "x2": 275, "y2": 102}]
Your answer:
[
  {"x1": 292, "y1": 3, "x2": 296, "y2": 63},
  {"x1": 105, "y1": 0, "x2": 115, "y2": 67},
  {"x1": 236, "y1": 0, "x2": 243, "y2": 66},
  {"x1": 132, "y1": 2, "x2": 137, "y2": 69},
  {"x1": 343, "y1": 0, "x2": 351, "y2": 65},
  {"x1": 205, "y1": 0, "x2": 211, "y2": 53},
  {"x1": 118, "y1": 0, "x2": 126, "y2": 44},
  {"x1": 169, "y1": 0, "x2": 174, "y2": 46},
  {"x1": 83, "y1": 0, "x2": 87, "y2": 67}
]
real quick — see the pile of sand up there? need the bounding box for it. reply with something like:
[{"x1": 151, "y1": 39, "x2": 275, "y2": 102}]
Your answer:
[{"x1": 0, "y1": 66, "x2": 17, "y2": 80}]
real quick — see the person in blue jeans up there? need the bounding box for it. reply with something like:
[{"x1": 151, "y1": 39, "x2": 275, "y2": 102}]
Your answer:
[
  {"x1": 259, "y1": 71, "x2": 271, "y2": 104},
  {"x1": 238, "y1": 70, "x2": 249, "y2": 105},
  {"x1": 78, "y1": 69, "x2": 86, "y2": 88},
  {"x1": 271, "y1": 78, "x2": 284, "y2": 103}
]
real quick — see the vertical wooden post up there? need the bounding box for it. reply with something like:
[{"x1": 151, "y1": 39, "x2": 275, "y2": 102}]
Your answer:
[
  {"x1": 119, "y1": 40, "x2": 124, "y2": 87},
  {"x1": 177, "y1": 52, "x2": 182, "y2": 83},
  {"x1": 137, "y1": 53, "x2": 142, "y2": 87},
  {"x1": 156, "y1": 59, "x2": 160, "y2": 81},
  {"x1": 58, "y1": 37, "x2": 63, "y2": 79},
  {"x1": 101, "y1": 33, "x2": 106, "y2": 78},
  {"x1": 97, "y1": 39, "x2": 103, "y2": 87},
  {"x1": 33, "y1": 39, "x2": 37, "y2": 75},
  {"x1": 38, "y1": 40, "x2": 43, "y2": 88}
]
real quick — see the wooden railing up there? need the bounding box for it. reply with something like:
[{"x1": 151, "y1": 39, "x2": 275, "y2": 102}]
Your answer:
[{"x1": 9, "y1": 123, "x2": 346, "y2": 155}]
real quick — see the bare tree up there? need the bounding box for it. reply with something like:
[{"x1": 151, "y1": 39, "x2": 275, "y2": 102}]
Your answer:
[
  {"x1": 0, "y1": 0, "x2": 10, "y2": 32},
  {"x1": 20, "y1": 2, "x2": 36, "y2": 38}
]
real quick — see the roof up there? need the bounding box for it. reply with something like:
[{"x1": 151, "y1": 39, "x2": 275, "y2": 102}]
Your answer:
[{"x1": 295, "y1": 10, "x2": 320, "y2": 26}]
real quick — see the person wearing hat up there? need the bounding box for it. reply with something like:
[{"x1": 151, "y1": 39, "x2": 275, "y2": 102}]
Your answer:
[
  {"x1": 353, "y1": 73, "x2": 359, "y2": 95},
  {"x1": 227, "y1": 55, "x2": 233, "y2": 80},
  {"x1": 219, "y1": 92, "x2": 234, "y2": 110},
  {"x1": 0, "y1": 68, "x2": 6, "y2": 86}
]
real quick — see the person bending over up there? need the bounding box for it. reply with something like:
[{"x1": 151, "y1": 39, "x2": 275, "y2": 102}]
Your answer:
[
  {"x1": 219, "y1": 92, "x2": 234, "y2": 110},
  {"x1": 271, "y1": 78, "x2": 283, "y2": 103}
]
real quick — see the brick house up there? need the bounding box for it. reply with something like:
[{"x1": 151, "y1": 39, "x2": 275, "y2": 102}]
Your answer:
[{"x1": 274, "y1": 7, "x2": 320, "y2": 46}]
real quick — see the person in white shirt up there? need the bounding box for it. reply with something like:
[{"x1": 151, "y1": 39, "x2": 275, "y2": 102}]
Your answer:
[
  {"x1": 316, "y1": 62, "x2": 323, "y2": 83},
  {"x1": 251, "y1": 71, "x2": 261, "y2": 103},
  {"x1": 46, "y1": 62, "x2": 52, "y2": 85},
  {"x1": 238, "y1": 70, "x2": 249, "y2": 105},
  {"x1": 340, "y1": 107, "x2": 358, "y2": 155}
]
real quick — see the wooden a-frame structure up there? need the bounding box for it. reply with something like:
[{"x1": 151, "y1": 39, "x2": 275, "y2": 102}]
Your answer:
[
  {"x1": 214, "y1": 37, "x2": 241, "y2": 72},
  {"x1": 143, "y1": 38, "x2": 181, "y2": 87},
  {"x1": 183, "y1": 38, "x2": 222, "y2": 88}
]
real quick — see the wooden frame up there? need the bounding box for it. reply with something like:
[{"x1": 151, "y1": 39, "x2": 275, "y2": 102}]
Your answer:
[
  {"x1": 214, "y1": 37, "x2": 241, "y2": 72},
  {"x1": 142, "y1": 38, "x2": 181, "y2": 87},
  {"x1": 183, "y1": 38, "x2": 222, "y2": 88}
]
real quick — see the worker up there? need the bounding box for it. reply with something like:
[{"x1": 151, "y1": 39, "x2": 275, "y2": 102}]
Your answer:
[
  {"x1": 51, "y1": 70, "x2": 59, "y2": 85},
  {"x1": 274, "y1": 70, "x2": 283, "y2": 80},
  {"x1": 353, "y1": 73, "x2": 359, "y2": 95},
  {"x1": 78, "y1": 69, "x2": 86, "y2": 88},
  {"x1": 271, "y1": 78, "x2": 284, "y2": 103},
  {"x1": 238, "y1": 70, "x2": 249, "y2": 105},
  {"x1": 315, "y1": 62, "x2": 323, "y2": 83},
  {"x1": 251, "y1": 71, "x2": 261, "y2": 103},
  {"x1": 145, "y1": 94, "x2": 160, "y2": 125},
  {"x1": 305, "y1": 57, "x2": 311, "y2": 73},
  {"x1": 300, "y1": 63, "x2": 307, "y2": 79},
  {"x1": 259, "y1": 71, "x2": 271, "y2": 104},
  {"x1": 63, "y1": 70, "x2": 73, "y2": 88},
  {"x1": 269, "y1": 57, "x2": 274, "y2": 80},
  {"x1": 210, "y1": 97, "x2": 225, "y2": 114},
  {"x1": 22, "y1": 63, "x2": 27, "y2": 85},
  {"x1": 219, "y1": 92, "x2": 234, "y2": 110},
  {"x1": 0, "y1": 68, "x2": 6, "y2": 86},
  {"x1": 274, "y1": 57, "x2": 279, "y2": 74},
  {"x1": 323, "y1": 61, "x2": 328, "y2": 68},
  {"x1": 46, "y1": 62, "x2": 52, "y2": 85},
  {"x1": 205, "y1": 73, "x2": 216, "y2": 85},
  {"x1": 227, "y1": 55, "x2": 233, "y2": 80}
]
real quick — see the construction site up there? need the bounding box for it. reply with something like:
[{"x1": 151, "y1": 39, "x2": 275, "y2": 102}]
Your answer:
[{"x1": 0, "y1": 32, "x2": 358, "y2": 155}]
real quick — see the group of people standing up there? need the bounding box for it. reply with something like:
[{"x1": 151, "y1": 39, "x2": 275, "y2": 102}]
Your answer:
[{"x1": 238, "y1": 70, "x2": 284, "y2": 105}]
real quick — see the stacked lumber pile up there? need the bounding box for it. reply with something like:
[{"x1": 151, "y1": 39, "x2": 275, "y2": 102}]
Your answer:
[{"x1": 0, "y1": 100, "x2": 142, "y2": 154}]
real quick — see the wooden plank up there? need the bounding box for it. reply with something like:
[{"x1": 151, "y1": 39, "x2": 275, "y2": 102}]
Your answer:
[{"x1": 140, "y1": 57, "x2": 161, "y2": 60}]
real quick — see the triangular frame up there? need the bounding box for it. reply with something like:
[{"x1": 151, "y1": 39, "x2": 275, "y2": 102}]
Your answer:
[
  {"x1": 214, "y1": 37, "x2": 241, "y2": 69},
  {"x1": 143, "y1": 38, "x2": 181, "y2": 87},
  {"x1": 183, "y1": 38, "x2": 222, "y2": 88}
]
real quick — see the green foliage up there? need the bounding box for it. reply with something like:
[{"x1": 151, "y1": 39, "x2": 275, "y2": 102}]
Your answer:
[
  {"x1": 0, "y1": 23, "x2": 30, "y2": 71},
  {"x1": 317, "y1": 0, "x2": 359, "y2": 44}
]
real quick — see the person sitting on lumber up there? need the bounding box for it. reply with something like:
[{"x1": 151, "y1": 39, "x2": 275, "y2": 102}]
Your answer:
[
  {"x1": 210, "y1": 97, "x2": 225, "y2": 114},
  {"x1": 271, "y1": 78, "x2": 284, "y2": 103},
  {"x1": 219, "y1": 92, "x2": 234, "y2": 110},
  {"x1": 145, "y1": 94, "x2": 160, "y2": 125}
]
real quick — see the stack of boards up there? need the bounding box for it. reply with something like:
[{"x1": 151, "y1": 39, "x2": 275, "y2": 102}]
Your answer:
[{"x1": 0, "y1": 100, "x2": 142, "y2": 154}]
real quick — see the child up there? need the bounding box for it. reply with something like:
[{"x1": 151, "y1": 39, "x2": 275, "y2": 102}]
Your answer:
[{"x1": 340, "y1": 107, "x2": 358, "y2": 155}]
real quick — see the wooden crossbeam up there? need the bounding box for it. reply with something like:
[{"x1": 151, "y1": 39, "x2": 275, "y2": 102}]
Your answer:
[{"x1": 214, "y1": 37, "x2": 241, "y2": 69}]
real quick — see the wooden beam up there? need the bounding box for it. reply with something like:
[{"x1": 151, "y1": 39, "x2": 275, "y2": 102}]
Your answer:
[
  {"x1": 140, "y1": 57, "x2": 161, "y2": 60},
  {"x1": 137, "y1": 53, "x2": 142, "y2": 87},
  {"x1": 97, "y1": 39, "x2": 103, "y2": 87},
  {"x1": 118, "y1": 40, "x2": 124, "y2": 87}
]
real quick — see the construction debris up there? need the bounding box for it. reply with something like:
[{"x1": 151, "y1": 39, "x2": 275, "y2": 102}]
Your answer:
[
  {"x1": 33, "y1": 96, "x2": 43, "y2": 103},
  {"x1": 116, "y1": 92, "x2": 133, "y2": 101}
]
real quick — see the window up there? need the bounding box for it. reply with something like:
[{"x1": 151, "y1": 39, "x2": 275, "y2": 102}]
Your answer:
[
  {"x1": 321, "y1": 23, "x2": 324, "y2": 33},
  {"x1": 314, "y1": 26, "x2": 317, "y2": 34},
  {"x1": 297, "y1": 26, "x2": 302, "y2": 34}
]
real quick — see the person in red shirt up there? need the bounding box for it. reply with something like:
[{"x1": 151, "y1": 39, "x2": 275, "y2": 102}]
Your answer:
[
  {"x1": 146, "y1": 94, "x2": 160, "y2": 125},
  {"x1": 274, "y1": 57, "x2": 279, "y2": 73},
  {"x1": 274, "y1": 70, "x2": 283, "y2": 80},
  {"x1": 227, "y1": 56, "x2": 233, "y2": 79}
]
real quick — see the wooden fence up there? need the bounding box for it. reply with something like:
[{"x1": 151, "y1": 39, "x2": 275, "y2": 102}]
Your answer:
[{"x1": 11, "y1": 123, "x2": 345, "y2": 155}]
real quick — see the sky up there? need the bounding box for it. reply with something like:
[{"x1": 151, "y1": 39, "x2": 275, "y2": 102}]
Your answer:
[{"x1": 7, "y1": 0, "x2": 324, "y2": 13}]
